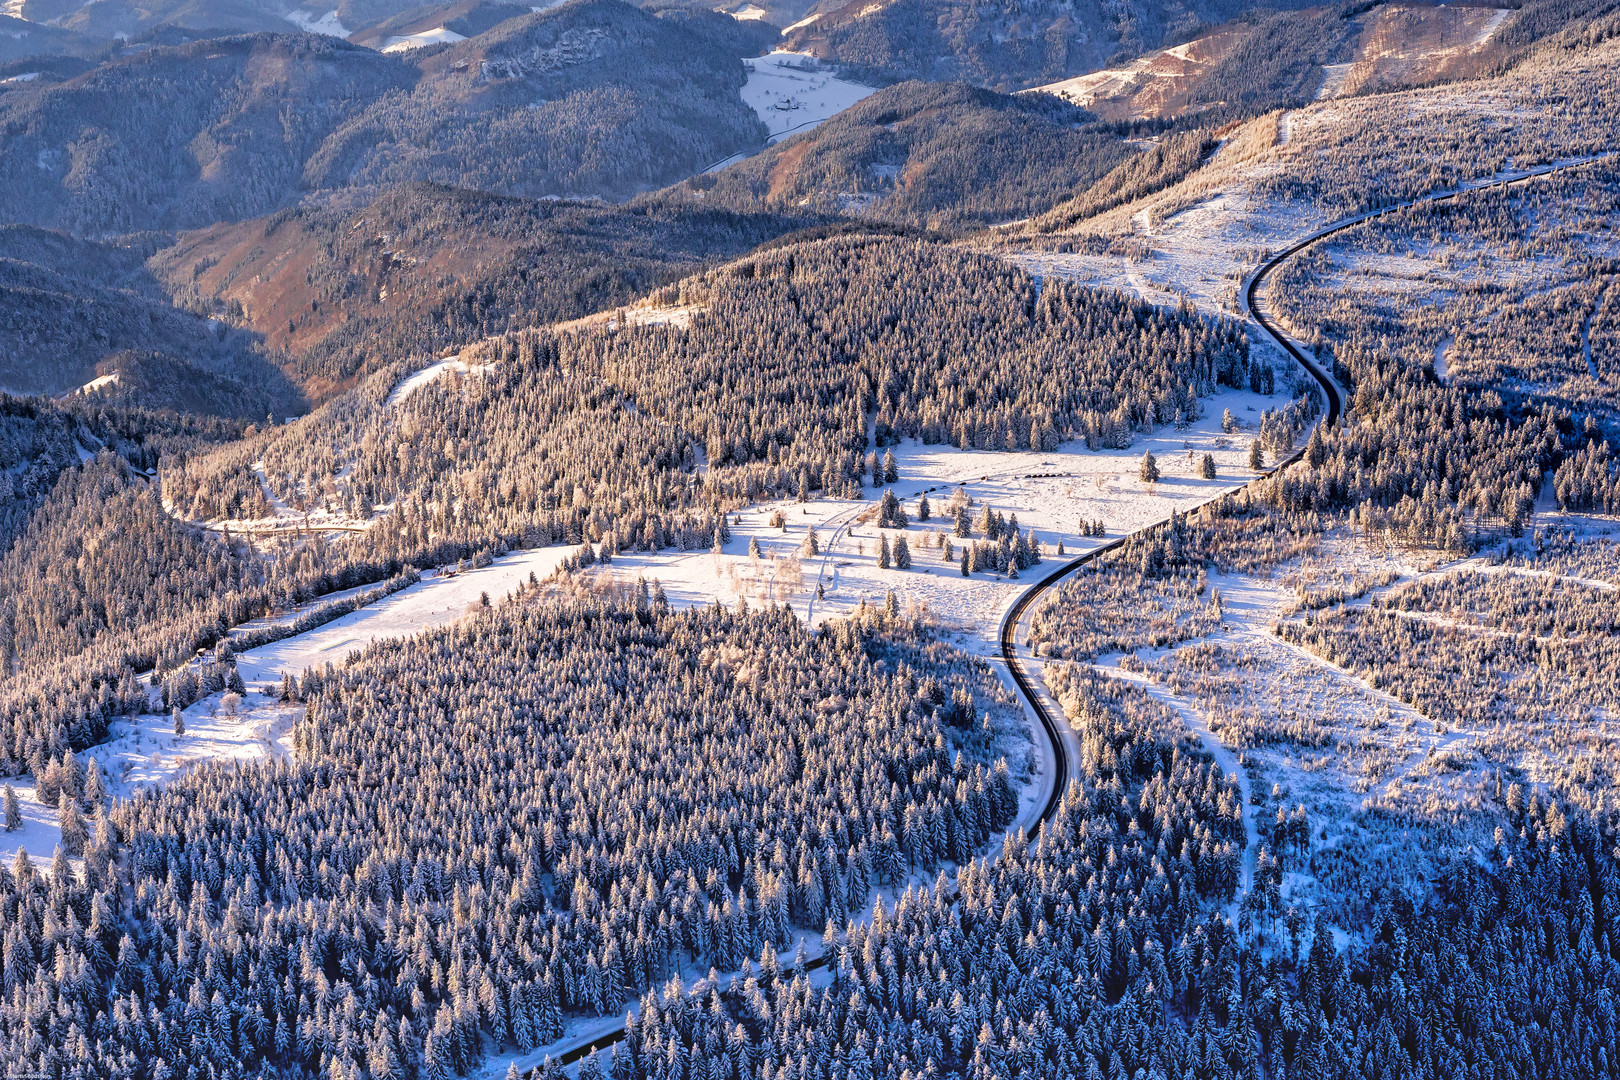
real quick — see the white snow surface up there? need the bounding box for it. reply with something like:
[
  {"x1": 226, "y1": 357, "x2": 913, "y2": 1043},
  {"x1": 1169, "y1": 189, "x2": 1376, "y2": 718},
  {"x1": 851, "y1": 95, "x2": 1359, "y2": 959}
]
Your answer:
[
  {"x1": 387, "y1": 354, "x2": 491, "y2": 405},
  {"x1": 73, "y1": 371, "x2": 120, "y2": 395},
  {"x1": 0, "y1": 777, "x2": 66, "y2": 875},
  {"x1": 230, "y1": 548, "x2": 576, "y2": 690},
  {"x1": 728, "y1": 3, "x2": 768, "y2": 19},
  {"x1": 740, "y1": 51, "x2": 875, "y2": 143},
  {"x1": 284, "y1": 8, "x2": 349, "y2": 36},
  {"x1": 583, "y1": 384, "x2": 1284, "y2": 650},
  {"x1": 23, "y1": 546, "x2": 579, "y2": 824},
  {"x1": 779, "y1": 10, "x2": 821, "y2": 33},
  {"x1": 381, "y1": 25, "x2": 467, "y2": 51}
]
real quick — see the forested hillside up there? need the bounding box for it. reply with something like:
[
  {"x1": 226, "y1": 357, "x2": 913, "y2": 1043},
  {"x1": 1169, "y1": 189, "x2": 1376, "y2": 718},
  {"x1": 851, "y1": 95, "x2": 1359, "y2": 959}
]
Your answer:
[
  {"x1": 0, "y1": 233, "x2": 1251, "y2": 780},
  {"x1": 0, "y1": 33, "x2": 413, "y2": 236},
  {"x1": 1263, "y1": 156, "x2": 1620, "y2": 544},
  {"x1": 151, "y1": 185, "x2": 814, "y2": 399},
  {"x1": 0, "y1": 2, "x2": 768, "y2": 236},
  {"x1": 0, "y1": 6, "x2": 1618, "y2": 1080},
  {"x1": 667, "y1": 82, "x2": 1134, "y2": 228},
  {"x1": 0, "y1": 596, "x2": 1037, "y2": 1078},
  {"x1": 308, "y1": 1, "x2": 768, "y2": 201},
  {"x1": 165, "y1": 236, "x2": 1249, "y2": 542},
  {"x1": 2, "y1": 591, "x2": 1613, "y2": 1080},
  {"x1": 778, "y1": 0, "x2": 1317, "y2": 91},
  {"x1": 0, "y1": 226, "x2": 299, "y2": 414}
]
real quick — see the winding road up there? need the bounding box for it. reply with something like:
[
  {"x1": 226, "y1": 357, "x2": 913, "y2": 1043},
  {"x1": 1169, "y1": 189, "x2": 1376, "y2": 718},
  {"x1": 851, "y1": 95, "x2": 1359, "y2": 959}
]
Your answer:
[{"x1": 522, "y1": 155, "x2": 1607, "y2": 1078}]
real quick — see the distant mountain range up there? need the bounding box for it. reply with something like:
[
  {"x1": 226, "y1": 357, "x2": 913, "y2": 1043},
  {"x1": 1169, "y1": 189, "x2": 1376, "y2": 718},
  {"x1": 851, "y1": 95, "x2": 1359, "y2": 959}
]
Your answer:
[
  {"x1": 776, "y1": 0, "x2": 1318, "y2": 91},
  {"x1": 151, "y1": 183, "x2": 814, "y2": 399},
  {"x1": 668, "y1": 80, "x2": 1135, "y2": 228},
  {"x1": 0, "y1": 0, "x2": 769, "y2": 235}
]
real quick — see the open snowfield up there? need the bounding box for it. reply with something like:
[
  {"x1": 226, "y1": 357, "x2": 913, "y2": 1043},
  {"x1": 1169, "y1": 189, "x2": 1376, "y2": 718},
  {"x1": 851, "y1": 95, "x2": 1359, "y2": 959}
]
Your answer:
[
  {"x1": 594, "y1": 384, "x2": 1287, "y2": 651},
  {"x1": 0, "y1": 775, "x2": 70, "y2": 875},
  {"x1": 8, "y1": 547, "x2": 576, "y2": 833},
  {"x1": 740, "y1": 51, "x2": 875, "y2": 143},
  {"x1": 230, "y1": 547, "x2": 576, "y2": 688},
  {"x1": 385, "y1": 352, "x2": 492, "y2": 405},
  {"x1": 381, "y1": 26, "x2": 466, "y2": 51},
  {"x1": 284, "y1": 8, "x2": 349, "y2": 35},
  {"x1": 1021, "y1": 502, "x2": 1620, "y2": 934}
]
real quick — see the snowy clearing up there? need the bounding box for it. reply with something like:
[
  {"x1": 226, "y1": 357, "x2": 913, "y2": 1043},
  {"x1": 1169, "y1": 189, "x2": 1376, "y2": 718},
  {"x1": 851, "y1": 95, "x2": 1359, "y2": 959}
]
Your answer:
[
  {"x1": 727, "y1": 3, "x2": 768, "y2": 19},
  {"x1": 0, "y1": 777, "x2": 67, "y2": 875},
  {"x1": 576, "y1": 384, "x2": 1288, "y2": 655},
  {"x1": 75, "y1": 371, "x2": 119, "y2": 394},
  {"x1": 741, "y1": 51, "x2": 875, "y2": 143},
  {"x1": 382, "y1": 26, "x2": 467, "y2": 51},
  {"x1": 779, "y1": 11, "x2": 821, "y2": 33},
  {"x1": 386, "y1": 353, "x2": 491, "y2": 405},
  {"x1": 284, "y1": 8, "x2": 349, "y2": 36},
  {"x1": 230, "y1": 547, "x2": 577, "y2": 689},
  {"x1": 60, "y1": 547, "x2": 581, "y2": 813}
]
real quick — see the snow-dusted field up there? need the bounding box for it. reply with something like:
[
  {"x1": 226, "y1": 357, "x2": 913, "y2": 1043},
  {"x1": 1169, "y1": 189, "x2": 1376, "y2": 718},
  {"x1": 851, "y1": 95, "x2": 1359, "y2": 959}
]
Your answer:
[
  {"x1": 0, "y1": 775, "x2": 70, "y2": 874},
  {"x1": 29, "y1": 547, "x2": 576, "y2": 822},
  {"x1": 386, "y1": 353, "x2": 492, "y2": 405},
  {"x1": 284, "y1": 8, "x2": 348, "y2": 35},
  {"x1": 230, "y1": 547, "x2": 576, "y2": 689},
  {"x1": 586, "y1": 384, "x2": 1286, "y2": 655},
  {"x1": 740, "y1": 51, "x2": 875, "y2": 143},
  {"x1": 381, "y1": 26, "x2": 466, "y2": 51}
]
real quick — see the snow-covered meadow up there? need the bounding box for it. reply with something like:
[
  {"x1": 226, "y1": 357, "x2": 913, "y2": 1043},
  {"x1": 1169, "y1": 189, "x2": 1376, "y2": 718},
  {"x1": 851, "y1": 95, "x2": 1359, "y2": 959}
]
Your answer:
[
  {"x1": 739, "y1": 51, "x2": 875, "y2": 144},
  {"x1": 381, "y1": 26, "x2": 467, "y2": 51},
  {"x1": 284, "y1": 8, "x2": 349, "y2": 35},
  {"x1": 2, "y1": 546, "x2": 577, "y2": 841},
  {"x1": 597, "y1": 384, "x2": 1284, "y2": 647}
]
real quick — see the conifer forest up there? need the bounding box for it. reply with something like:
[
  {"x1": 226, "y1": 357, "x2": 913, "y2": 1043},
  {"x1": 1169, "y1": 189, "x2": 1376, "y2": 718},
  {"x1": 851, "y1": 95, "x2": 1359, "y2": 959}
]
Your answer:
[{"x1": 0, "y1": 0, "x2": 1618, "y2": 1076}]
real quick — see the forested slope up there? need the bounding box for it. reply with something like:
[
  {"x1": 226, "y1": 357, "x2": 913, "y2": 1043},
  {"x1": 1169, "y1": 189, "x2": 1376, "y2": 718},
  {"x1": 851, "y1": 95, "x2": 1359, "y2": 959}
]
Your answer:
[
  {"x1": 0, "y1": 226, "x2": 299, "y2": 414},
  {"x1": 0, "y1": 234, "x2": 1253, "y2": 784},
  {"x1": 778, "y1": 0, "x2": 1316, "y2": 91},
  {"x1": 1, "y1": 13, "x2": 1618, "y2": 1080},
  {"x1": 165, "y1": 235, "x2": 1250, "y2": 544},
  {"x1": 0, "y1": 2, "x2": 768, "y2": 236},
  {"x1": 151, "y1": 185, "x2": 814, "y2": 399},
  {"x1": 3, "y1": 593, "x2": 1611, "y2": 1080},
  {"x1": 0, "y1": 597, "x2": 1029, "y2": 1078},
  {"x1": 666, "y1": 82, "x2": 1134, "y2": 229},
  {"x1": 0, "y1": 33, "x2": 413, "y2": 236},
  {"x1": 308, "y1": 1, "x2": 768, "y2": 202}
]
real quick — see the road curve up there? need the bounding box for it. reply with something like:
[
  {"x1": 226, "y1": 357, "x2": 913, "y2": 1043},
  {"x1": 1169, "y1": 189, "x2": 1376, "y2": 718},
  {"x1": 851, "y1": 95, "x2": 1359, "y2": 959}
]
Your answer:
[
  {"x1": 994, "y1": 154, "x2": 1613, "y2": 829},
  {"x1": 532, "y1": 155, "x2": 1607, "y2": 1076}
]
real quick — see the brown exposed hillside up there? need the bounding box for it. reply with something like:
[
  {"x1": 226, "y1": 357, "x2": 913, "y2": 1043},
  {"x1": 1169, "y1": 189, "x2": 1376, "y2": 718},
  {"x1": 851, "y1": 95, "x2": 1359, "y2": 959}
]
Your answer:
[
  {"x1": 1036, "y1": 2, "x2": 1520, "y2": 122},
  {"x1": 151, "y1": 184, "x2": 811, "y2": 400},
  {"x1": 1320, "y1": 2, "x2": 1514, "y2": 98}
]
